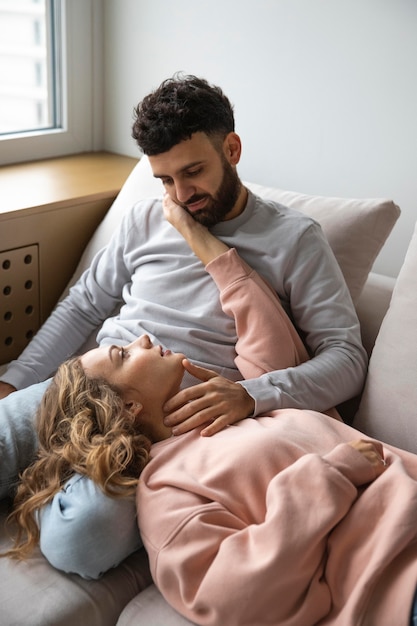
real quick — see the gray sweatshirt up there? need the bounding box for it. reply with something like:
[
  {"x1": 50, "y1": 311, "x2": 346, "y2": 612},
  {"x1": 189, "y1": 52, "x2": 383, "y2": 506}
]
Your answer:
[{"x1": 2, "y1": 190, "x2": 367, "y2": 415}]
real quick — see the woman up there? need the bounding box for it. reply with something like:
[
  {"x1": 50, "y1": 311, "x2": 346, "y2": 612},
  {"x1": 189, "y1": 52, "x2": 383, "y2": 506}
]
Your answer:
[
  {"x1": 4, "y1": 195, "x2": 310, "y2": 564},
  {"x1": 136, "y1": 204, "x2": 417, "y2": 626},
  {"x1": 128, "y1": 205, "x2": 417, "y2": 626}
]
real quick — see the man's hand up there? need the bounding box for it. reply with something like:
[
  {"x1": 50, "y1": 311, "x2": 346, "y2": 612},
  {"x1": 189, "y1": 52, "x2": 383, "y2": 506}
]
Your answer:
[
  {"x1": 0, "y1": 381, "x2": 17, "y2": 400},
  {"x1": 163, "y1": 359, "x2": 255, "y2": 437}
]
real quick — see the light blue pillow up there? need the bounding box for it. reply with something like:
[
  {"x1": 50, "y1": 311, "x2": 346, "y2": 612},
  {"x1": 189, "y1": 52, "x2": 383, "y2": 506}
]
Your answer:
[{"x1": 0, "y1": 380, "x2": 51, "y2": 499}]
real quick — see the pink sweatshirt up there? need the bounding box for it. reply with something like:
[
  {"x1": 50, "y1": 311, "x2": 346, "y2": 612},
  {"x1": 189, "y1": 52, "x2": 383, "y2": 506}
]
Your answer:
[{"x1": 137, "y1": 249, "x2": 417, "y2": 625}]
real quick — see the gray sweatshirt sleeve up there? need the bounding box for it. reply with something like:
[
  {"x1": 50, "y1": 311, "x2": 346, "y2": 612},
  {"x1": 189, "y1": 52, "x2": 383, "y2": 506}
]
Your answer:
[{"x1": 238, "y1": 223, "x2": 368, "y2": 415}]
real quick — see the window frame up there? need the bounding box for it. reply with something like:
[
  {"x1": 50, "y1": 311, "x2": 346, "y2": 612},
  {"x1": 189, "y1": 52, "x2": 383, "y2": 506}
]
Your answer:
[{"x1": 0, "y1": 0, "x2": 102, "y2": 166}]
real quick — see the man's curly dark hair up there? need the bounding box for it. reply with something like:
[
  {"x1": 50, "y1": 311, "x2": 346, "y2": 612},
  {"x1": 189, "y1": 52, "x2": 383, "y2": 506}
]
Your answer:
[{"x1": 132, "y1": 74, "x2": 235, "y2": 155}]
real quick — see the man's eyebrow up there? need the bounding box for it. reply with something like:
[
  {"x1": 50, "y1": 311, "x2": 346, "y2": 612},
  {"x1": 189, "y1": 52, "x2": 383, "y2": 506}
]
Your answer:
[{"x1": 153, "y1": 160, "x2": 204, "y2": 179}]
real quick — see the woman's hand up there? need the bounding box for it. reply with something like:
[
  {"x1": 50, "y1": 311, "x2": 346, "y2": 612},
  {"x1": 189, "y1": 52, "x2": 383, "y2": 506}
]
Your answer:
[
  {"x1": 163, "y1": 359, "x2": 255, "y2": 437},
  {"x1": 163, "y1": 194, "x2": 229, "y2": 265},
  {"x1": 348, "y1": 439, "x2": 388, "y2": 475},
  {"x1": 163, "y1": 193, "x2": 198, "y2": 237}
]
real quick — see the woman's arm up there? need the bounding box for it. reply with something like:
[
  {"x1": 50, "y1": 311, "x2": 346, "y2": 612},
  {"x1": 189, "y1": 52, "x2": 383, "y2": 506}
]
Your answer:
[
  {"x1": 163, "y1": 196, "x2": 309, "y2": 435},
  {"x1": 140, "y1": 440, "x2": 383, "y2": 626},
  {"x1": 164, "y1": 194, "x2": 308, "y2": 375}
]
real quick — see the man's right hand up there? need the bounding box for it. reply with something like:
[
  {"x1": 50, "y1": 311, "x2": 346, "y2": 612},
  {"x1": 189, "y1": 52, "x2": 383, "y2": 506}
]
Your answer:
[{"x1": 0, "y1": 381, "x2": 17, "y2": 400}]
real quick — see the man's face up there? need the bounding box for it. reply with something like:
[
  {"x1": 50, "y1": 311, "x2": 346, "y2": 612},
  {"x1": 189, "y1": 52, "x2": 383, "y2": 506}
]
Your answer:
[{"x1": 149, "y1": 132, "x2": 243, "y2": 227}]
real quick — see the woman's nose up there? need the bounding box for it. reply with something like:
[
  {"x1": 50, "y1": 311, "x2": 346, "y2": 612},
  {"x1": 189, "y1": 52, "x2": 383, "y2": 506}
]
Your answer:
[
  {"x1": 140, "y1": 334, "x2": 153, "y2": 349},
  {"x1": 129, "y1": 334, "x2": 153, "y2": 349}
]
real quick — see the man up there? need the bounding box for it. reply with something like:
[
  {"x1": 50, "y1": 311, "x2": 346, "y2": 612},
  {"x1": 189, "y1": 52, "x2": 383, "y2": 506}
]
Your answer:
[
  {"x1": 0, "y1": 74, "x2": 367, "y2": 576},
  {"x1": 0, "y1": 75, "x2": 366, "y2": 419}
]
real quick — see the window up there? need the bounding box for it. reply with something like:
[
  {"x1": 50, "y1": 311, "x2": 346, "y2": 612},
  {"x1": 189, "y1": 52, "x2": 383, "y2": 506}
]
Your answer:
[
  {"x1": 0, "y1": 0, "x2": 58, "y2": 135},
  {"x1": 0, "y1": 0, "x2": 100, "y2": 166}
]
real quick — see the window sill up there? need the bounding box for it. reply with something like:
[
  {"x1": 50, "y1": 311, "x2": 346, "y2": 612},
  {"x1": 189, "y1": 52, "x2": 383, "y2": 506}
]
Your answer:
[{"x1": 0, "y1": 152, "x2": 138, "y2": 217}]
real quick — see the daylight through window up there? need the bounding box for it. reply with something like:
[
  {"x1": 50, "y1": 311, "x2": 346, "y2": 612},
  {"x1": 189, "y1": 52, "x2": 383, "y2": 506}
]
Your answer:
[{"x1": 0, "y1": 0, "x2": 60, "y2": 136}]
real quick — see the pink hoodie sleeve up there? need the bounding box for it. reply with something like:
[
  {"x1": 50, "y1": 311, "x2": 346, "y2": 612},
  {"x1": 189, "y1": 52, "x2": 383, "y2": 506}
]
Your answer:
[
  {"x1": 149, "y1": 445, "x2": 375, "y2": 626},
  {"x1": 205, "y1": 248, "x2": 309, "y2": 379}
]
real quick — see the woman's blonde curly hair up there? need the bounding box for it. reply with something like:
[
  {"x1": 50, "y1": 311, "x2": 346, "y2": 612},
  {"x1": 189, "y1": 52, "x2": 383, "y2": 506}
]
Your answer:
[{"x1": 4, "y1": 358, "x2": 152, "y2": 560}]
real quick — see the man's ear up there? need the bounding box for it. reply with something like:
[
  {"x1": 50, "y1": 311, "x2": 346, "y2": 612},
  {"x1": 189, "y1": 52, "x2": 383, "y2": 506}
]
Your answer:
[{"x1": 223, "y1": 132, "x2": 242, "y2": 166}]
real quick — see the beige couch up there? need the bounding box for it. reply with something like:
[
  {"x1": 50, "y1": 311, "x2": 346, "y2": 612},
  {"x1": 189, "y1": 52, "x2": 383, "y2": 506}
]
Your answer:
[{"x1": 2, "y1": 155, "x2": 415, "y2": 625}]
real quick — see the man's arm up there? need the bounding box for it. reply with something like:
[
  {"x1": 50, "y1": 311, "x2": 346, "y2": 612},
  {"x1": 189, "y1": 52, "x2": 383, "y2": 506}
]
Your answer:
[
  {"x1": 238, "y1": 223, "x2": 368, "y2": 415},
  {"x1": 164, "y1": 207, "x2": 367, "y2": 431}
]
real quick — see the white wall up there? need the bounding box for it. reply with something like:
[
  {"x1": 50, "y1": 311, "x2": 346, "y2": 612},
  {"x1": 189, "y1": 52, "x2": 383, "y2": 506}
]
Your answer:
[{"x1": 102, "y1": 0, "x2": 417, "y2": 278}]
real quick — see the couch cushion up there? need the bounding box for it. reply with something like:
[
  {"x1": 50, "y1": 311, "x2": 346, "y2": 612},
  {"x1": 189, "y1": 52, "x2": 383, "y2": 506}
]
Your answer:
[
  {"x1": 0, "y1": 499, "x2": 152, "y2": 626},
  {"x1": 245, "y1": 183, "x2": 400, "y2": 303},
  {"x1": 117, "y1": 584, "x2": 195, "y2": 626},
  {"x1": 65, "y1": 156, "x2": 160, "y2": 289},
  {"x1": 355, "y1": 272, "x2": 396, "y2": 357},
  {"x1": 353, "y1": 221, "x2": 417, "y2": 452},
  {"x1": 66, "y1": 157, "x2": 400, "y2": 305}
]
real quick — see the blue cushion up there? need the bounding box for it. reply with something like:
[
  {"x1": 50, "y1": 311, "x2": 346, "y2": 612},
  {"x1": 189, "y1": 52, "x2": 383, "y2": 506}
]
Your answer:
[{"x1": 0, "y1": 380, "x2": 50, "y2": 498}]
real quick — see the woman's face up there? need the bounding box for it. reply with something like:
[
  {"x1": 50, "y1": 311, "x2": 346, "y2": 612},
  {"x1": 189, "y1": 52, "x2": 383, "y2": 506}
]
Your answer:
[{"x1": 80, "y1": 335, "x2": 185, "y2": 412}]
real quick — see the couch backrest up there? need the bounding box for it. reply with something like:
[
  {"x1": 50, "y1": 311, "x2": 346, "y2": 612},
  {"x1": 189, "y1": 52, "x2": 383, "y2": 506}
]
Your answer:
[
  {"x1": 67, "y1": 156, "x2": 400, "y2": 308},
  {"x1": 353, "y1": 220, "x2": 417, "y2": 452},
  {"x1": 67, "y1": 156, "x2": 401, "y2": 388},
  {"x1": 245, "y1": 182, "x2": 400, "y2": 304},
  {"x1": 355, "y1": 272, "x2": 396, "y2": 356}
]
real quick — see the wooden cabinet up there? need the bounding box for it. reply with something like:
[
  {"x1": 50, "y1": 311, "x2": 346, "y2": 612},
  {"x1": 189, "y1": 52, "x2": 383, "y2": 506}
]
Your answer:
[{"x1": 0, "y1": 152, "x2": 137, "y2": 364}]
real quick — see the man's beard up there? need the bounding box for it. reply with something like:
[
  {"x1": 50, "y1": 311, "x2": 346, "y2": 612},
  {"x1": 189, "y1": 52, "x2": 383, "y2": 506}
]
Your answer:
[{"x1": 180, "y1": 159, "x2": 242, "y2": 227}]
